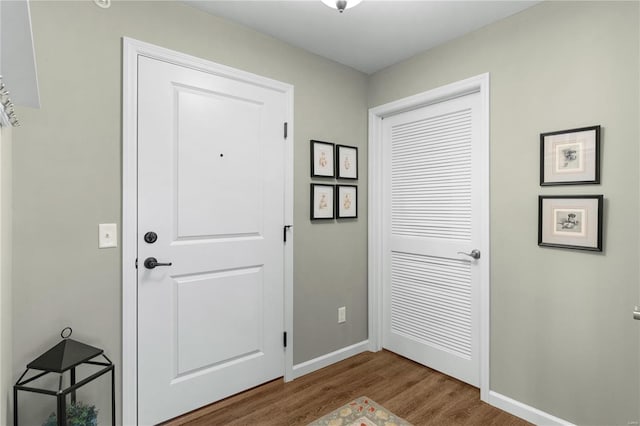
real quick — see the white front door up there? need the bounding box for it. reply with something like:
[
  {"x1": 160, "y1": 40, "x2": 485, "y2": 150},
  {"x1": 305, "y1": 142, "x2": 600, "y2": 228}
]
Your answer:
[
  {"x1": 137, "y1": 56, "x2": 287, "y2": 424},
  {"x1": 381, "y1": 92, "x2": 484, "y2": 387}
]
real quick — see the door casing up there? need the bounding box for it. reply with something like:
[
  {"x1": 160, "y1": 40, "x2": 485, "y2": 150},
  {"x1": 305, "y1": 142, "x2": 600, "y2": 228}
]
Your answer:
[
  {"x1": 367, "y1": 73, "x2": 490, "y2": 401},
  {"x1": 122, "y1": 37, "x2": 295, "y2": 425}
]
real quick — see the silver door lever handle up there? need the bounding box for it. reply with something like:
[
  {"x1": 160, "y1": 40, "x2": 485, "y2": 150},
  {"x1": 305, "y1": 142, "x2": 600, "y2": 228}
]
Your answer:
[
  {"x1": 634, "y1": 306, "x2": 640, "y2": 321},
  {"x1": 458, "y1": 249, "x2": 481, "y2": 260}
]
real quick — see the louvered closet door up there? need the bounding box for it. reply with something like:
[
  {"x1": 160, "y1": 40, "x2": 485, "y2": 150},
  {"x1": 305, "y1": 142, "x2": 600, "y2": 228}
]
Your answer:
[{"x1": 382, "y1": 92, "x2": 481, "y2": 387}]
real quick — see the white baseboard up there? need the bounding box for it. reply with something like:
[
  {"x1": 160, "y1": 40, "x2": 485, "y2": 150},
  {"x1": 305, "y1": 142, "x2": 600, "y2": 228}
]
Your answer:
[
  {"x1": 488, "y1": 391, "x2": 574, "y2": 426},
  {"x1": 291, "y1": 340, "x2": 369, "y2": 380}
]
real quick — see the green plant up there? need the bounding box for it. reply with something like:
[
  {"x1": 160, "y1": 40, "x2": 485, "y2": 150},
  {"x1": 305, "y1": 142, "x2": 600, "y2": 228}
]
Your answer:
[{"x1": 42, "y1": 401, "x2": 98, "y2": 426}]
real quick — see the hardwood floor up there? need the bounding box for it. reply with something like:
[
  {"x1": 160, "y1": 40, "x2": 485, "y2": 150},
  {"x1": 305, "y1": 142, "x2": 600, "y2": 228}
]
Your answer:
[{"x1": 163, "y1": 350, "x2": 530, "y2": 426}]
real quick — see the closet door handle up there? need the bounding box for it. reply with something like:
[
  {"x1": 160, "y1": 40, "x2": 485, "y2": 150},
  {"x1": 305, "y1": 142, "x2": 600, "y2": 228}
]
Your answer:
[{"x1": 457, "y1": 249, "x2": 481, "y2": 260}]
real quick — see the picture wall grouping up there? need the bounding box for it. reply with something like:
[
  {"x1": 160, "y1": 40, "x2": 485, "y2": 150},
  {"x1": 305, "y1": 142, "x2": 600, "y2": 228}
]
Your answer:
[
  {"x1": 538, "y1": 125, "x2": 604, "y2": 252},
  {"x1": 310, "y1": 140, "x2": 358, "y2": 221},
  {"x1": 310, "y1": 184, "x2": 357, "y2": 220}
]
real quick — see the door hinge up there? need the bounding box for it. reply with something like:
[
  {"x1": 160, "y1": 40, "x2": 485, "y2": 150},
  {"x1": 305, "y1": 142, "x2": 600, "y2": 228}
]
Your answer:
[
  {"x1": 283, "y1": 331, "x2": 287, "y2": 348},
  {"x1": 135, "y1": 258, "x2": 138, "y2": 269},
  {"x1": 284, "y1": 122, "x2": 288, "y2": 139},
  {"x1": 283, "y1": 225, "x2": 292, "y2": 243}
]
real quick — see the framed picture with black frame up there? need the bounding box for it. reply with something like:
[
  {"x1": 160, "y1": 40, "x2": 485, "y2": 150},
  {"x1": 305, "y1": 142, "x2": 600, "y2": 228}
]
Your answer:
[
  {"x1": 310, "y1": 184, "x2": 335, "y2": 220},
  {"x1": 336, "y1": 145, "x2": 358, "y2": 180},
  {"x1": 310, "y1": 140, "x2": 335, "y2": 178},
  {"x1": 540, "y1": 125, "x2": 601, "y2": 186},
  {"x1": 538, "y1": 195, "x2": 603, "y2": 251},
  {"x1": 336, "y1": 185, "x2": 357, "y2": 219}
]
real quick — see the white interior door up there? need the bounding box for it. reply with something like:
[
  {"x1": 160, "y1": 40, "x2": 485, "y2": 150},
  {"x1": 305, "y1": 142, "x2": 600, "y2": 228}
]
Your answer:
[
  {"x1": 137, "y1": 56, "x2": 287, "y2": 425},
  {"x1": 382, "y1": 92, "x2": 483, "y2": 387}
]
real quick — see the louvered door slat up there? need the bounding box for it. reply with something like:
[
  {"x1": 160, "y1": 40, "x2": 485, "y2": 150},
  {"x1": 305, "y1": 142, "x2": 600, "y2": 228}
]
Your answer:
[
  {"x1": 390, "y1": 253, "x2": 472, "y2": 356},
  {"x1": 391, "y1": 108, "x2": 472, "y2": 241}
]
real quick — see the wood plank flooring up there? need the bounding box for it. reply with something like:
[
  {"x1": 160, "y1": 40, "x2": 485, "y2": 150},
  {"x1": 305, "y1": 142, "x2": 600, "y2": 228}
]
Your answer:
[{"x1": 163, "y1": 350, "x2": 530, "y2": 426}]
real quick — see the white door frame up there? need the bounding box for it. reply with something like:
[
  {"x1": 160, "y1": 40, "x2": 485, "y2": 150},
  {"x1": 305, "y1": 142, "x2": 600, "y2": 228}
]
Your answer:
[
  {"x1": 367, "y1": 73, "x2": 490, "y2": 401},
  {"x1": 122, "y1": 37, "x2": 295, "y2": 425}
]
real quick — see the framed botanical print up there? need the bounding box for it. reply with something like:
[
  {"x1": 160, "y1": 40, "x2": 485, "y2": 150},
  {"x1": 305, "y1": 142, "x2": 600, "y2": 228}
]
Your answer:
[
  {"x1": 540, "y1": 125, "x2": 601, "y2": 185},
  {"x1": 310, "y1": 184, "x2": 335, "y2": 220},
  {"x1": 336, "y1": 185, "x2": 357, "y2": 219},
  {"x1": 336, "y1": 145, "x2": 358, "y2": 180},
  {"x1": 310, "y1": 140, "x2": 335, "y2": 178},
  {"x1": 538, "y1": 195, "x2": 603, "y2": 251}
]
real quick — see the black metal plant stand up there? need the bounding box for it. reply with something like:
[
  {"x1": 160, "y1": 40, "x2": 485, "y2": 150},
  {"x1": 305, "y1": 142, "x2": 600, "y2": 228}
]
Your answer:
[{"x1": 13, "y1": 327, "x2": 115, "y2": 426}]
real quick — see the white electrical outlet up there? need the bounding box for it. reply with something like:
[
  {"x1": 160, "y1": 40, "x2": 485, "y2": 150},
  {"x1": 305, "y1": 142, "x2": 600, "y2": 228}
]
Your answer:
[
  {"x1": 338, "y1": 306, "x2": 346, "y2": 323},
  {"x1": 99, "y1": 223, "x2": 117, "y2": 248}
]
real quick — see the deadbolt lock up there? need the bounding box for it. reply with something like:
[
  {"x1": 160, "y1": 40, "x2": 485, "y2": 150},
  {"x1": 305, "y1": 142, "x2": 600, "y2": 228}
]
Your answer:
[{"x1": 144, "y1": 231, "x2": 158, "y2": 244}]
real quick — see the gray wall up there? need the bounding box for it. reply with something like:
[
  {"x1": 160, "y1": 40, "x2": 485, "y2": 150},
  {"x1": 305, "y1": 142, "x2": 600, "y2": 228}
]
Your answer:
[
  {"x1": 369, "y1": 2, "x2": 639, "y2": 424},
  {"x1": 13, "y1": 0, "x2": 368, "y2": 422},
  {"x1": 1, "y1": 125, "x2": 12, "y2": 426}
]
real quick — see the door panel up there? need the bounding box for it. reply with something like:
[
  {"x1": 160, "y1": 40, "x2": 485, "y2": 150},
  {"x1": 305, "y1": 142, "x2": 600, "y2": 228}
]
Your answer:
[
  {"x1": 391, "y1": 252, "x2": 472, "y2": 358},
  {"x1": 137, "y1": 56, "x2": 285, "y2": 425},
  {"x1": 176, "y1": 87, "x2": 263, "y2": 238},
  {"x1": 175, "y1": 267, "x2": 263, "y2": 376},
  {"x1": 382, "y1": 93, "x2": 481, "y2": 387}
]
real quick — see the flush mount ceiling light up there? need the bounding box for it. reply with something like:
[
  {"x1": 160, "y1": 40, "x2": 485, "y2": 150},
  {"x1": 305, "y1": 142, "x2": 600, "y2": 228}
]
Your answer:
[
  {"x1": 94, "y1": 0, "x2": 111, "y2": 8},
  {"x1": 321, "y1": 0, "x2": 363, "y2": 13}
]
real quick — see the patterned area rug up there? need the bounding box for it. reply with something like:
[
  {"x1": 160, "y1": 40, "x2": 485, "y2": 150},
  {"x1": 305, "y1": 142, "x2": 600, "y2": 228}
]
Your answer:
[{"x1": 308, "y1": 396, "x2": 413, "y2": 426}]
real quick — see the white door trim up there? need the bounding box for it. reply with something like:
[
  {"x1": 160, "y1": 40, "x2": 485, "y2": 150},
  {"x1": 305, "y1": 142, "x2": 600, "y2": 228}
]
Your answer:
[
  {"x1": 367, "y1": 73, "x2": 490, "y2": 401},
  {"x1": 122, "y1": 37, "x2": 294, "y2": 425}
]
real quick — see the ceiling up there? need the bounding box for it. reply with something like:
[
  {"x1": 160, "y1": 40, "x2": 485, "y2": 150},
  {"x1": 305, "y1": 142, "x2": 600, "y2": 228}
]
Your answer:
[{"x1": 184, "y1": 0, "x2": 540, "y2": 74}]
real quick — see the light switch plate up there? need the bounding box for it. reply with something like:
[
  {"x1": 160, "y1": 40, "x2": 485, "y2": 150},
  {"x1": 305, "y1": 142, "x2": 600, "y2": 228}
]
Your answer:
[
  {"x1": 99, "y1": 223, "x2": 117, "y2": 248},
  {"x1": 338, "y1": 306, "x2": 346, "y2": 323}
]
